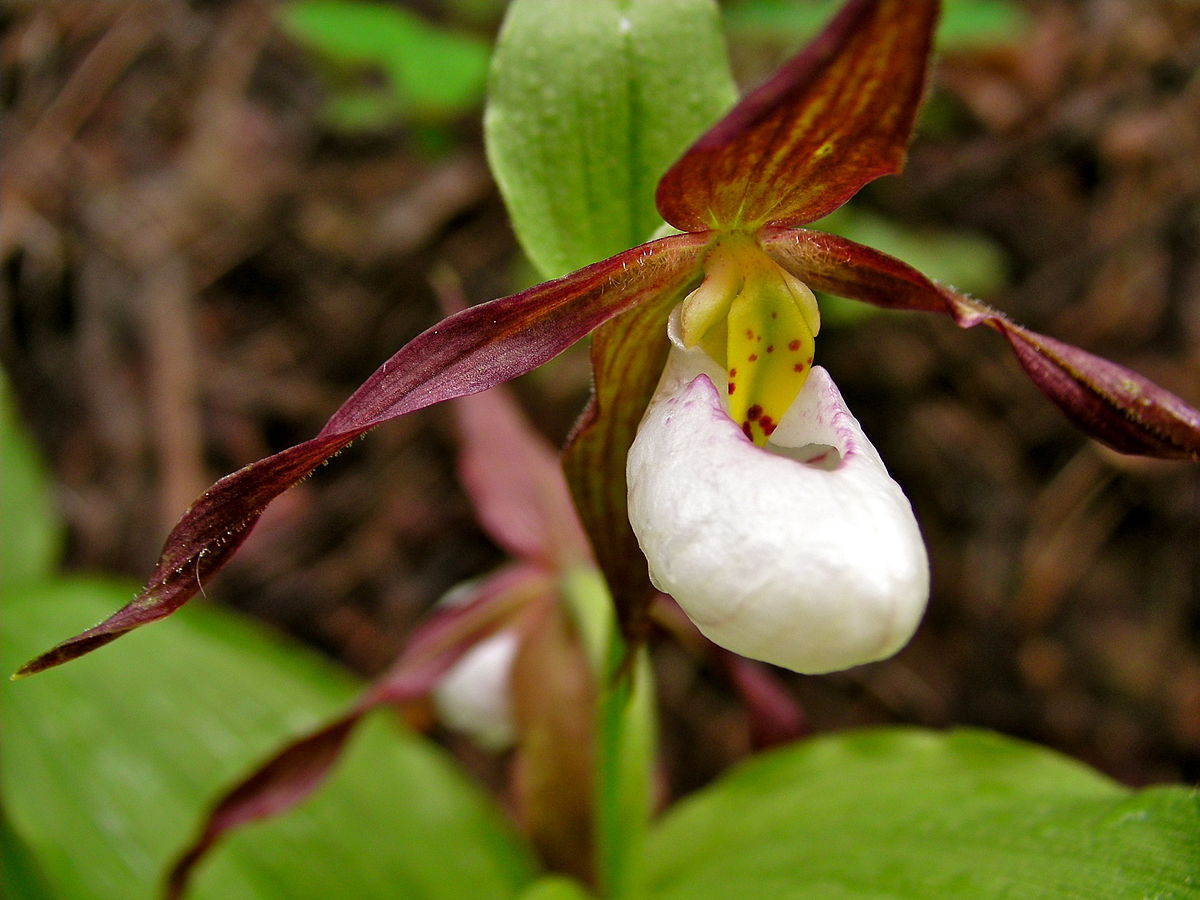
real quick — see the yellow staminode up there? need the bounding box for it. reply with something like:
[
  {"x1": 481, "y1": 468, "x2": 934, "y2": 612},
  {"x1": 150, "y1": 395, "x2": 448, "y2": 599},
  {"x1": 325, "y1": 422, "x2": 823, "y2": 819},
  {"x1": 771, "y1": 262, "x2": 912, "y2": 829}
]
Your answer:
[{"x1": 679, "y1": 235, "x2": 821, "y2": 445}]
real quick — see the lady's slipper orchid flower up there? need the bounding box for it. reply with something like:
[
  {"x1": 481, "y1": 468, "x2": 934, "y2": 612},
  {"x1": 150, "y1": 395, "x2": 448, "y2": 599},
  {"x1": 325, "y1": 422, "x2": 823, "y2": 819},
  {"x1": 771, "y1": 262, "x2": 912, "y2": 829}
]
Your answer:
[{"x1": 18, "y1": 0, "x2": 1200, "y2": 680}]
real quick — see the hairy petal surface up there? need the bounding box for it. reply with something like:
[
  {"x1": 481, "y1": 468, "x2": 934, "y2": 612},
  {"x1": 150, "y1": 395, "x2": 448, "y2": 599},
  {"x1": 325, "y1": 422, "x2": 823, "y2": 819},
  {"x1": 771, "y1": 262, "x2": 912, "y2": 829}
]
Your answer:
[
  {"x1": 17, "y1": 233, "x2": 707, "y2": 676},
  {"x1": 656, "y1": 0, "x2": 938, "y2": 232},
  {"x1": 627, "y1": 346, "x2": 928, "y2": 674},
  {"x1": 763, "y1": 227, "x2": 1200, "y2": 460}
]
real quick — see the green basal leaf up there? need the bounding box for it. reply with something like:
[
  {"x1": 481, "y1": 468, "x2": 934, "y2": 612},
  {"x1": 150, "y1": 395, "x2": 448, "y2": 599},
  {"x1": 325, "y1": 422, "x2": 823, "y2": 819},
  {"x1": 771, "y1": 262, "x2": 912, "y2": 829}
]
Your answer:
[
  {"x1": 486, "y1": 0, "x2": 736, "y2": 278},
  {"x1": 280, "y1": 0, "x2": 489, "y2": 117},
  {"x1": 2, "y1": 582, "x2": 535, "y2": 899},
  {"x1": 0, "y1": 373, "x2": 62, "y2": 588},
  {"x1": 645, "y1": 727, "x2": 1200, "y2": 899}
]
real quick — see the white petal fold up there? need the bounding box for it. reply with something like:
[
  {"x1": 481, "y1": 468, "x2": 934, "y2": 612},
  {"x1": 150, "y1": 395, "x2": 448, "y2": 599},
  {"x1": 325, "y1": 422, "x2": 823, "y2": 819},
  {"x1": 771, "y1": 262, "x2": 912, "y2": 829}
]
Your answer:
[{"x1": 627, "y1": 327, "x2": 929, "y2": 674}]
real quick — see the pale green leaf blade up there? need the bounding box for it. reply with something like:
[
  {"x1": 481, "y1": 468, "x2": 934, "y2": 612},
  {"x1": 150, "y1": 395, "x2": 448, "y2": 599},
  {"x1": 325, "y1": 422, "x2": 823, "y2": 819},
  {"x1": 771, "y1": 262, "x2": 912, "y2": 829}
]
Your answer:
[
  {"x1": 2, "y1": 581, "x2": 535, "y2": 899},
  {"x1": 646, "y1": 728, "x2": 1200, "y2": 899},
  {"x1": 485, "y1": 0, "x2": 736, "y2": 278}
]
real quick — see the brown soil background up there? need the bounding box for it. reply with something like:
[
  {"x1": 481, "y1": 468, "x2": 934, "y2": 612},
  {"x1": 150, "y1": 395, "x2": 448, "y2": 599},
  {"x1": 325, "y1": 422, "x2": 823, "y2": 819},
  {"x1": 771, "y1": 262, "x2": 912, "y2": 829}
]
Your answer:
[{"x1": 3, "y1": 0, "x2": 1198, "y2": 795}]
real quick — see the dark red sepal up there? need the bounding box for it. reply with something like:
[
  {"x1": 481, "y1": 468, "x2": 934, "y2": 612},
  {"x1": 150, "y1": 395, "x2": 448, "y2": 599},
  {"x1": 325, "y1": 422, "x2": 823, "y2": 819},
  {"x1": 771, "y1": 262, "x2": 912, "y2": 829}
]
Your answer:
[
  {"x1": 15, "y1": 234, "x2": 707, "y2": 677},
  {"x1": 762, "y1": 226, "x2": 955, "y2": 314},
  {"x1": 993, "y1": 321, "x2": 1200, "y2": 461},
  {"x1": 763, "y1": 227, "x2": 1200, "y2": 460},
  {"x1": 657, "y1": 0, "x2": 939, "y2": 232}
]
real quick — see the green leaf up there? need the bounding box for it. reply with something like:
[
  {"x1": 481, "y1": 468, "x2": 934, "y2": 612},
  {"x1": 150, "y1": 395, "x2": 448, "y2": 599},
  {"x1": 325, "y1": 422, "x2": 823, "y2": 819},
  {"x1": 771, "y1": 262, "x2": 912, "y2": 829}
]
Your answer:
[
  {"x1": 645, "y1": 728, "x2": 1200, "y2": 899},
  {"x1": 486, "y1": 0, "x2": 736, "y2": 278},
  {"x1": 565, "y1": 566, "x2": 657, "y2": 900},
  {"x1": 2, "y1": 581, "x2": 535, "y2": 899},
  {"x1": 280, "y1": 1, "x2": 490, "y2": 118},
  {"x1": 320, "y1": 87, "x2": 403, "y2": 132},
  {"x1": 721, "y1": 0, "x2": 842, "y2": 40},
  {"x1": 725, "y1": 0, "x2": 1030, "y2": 50},
  {"x1": 0, "y1": 373, "x2": 62, "y2": 588},
  {"x1": 936, "y1": 0, "x2": 1031, "y2": 49},
  {"x1": 595, "y1": 648, "x2": 655, "y2": 900},
  {"x1": 1, "y1": 804, "x2": 57, "y2": 900},
  {"x1": 516, "y1": 875, "x2": 595, "y2": 900}
]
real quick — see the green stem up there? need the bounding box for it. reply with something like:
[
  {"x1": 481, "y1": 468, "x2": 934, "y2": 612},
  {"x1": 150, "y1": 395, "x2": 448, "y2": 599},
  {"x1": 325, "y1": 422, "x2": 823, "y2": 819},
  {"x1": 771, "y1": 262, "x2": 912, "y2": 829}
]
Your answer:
[{"x1": 561, "y1": 568, "x2": 655, "y2": 899}]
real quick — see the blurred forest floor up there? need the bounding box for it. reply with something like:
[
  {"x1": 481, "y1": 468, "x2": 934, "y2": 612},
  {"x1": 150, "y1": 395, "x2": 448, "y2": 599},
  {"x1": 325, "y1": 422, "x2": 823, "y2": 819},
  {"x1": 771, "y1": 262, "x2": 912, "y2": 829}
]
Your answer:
[{"x1": 3, "y1": 0, "x2": 1198, "y2": 793}]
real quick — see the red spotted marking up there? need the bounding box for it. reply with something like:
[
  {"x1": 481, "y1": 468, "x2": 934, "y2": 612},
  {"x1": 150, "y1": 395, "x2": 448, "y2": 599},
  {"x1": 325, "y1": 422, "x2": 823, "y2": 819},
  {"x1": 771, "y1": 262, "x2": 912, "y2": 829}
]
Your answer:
[
  {"x1": 760, "y1": 416, "x2": 777, "y2": 436},
  {"x1": 788, "y1": 339, "x2": 802, "y2": 351},
  {"x1": 742, "y1": 421, "x2": 754, "y2": 440},
  {"x1": 766, "y1": 344, "x2": 775, "y2": 353},
  {"x1": 747, "y1": 404, "x2": 763, "y2": 421},
  {"x1": 749, "y1": 353, "x2": 759, "y2": 362}
]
